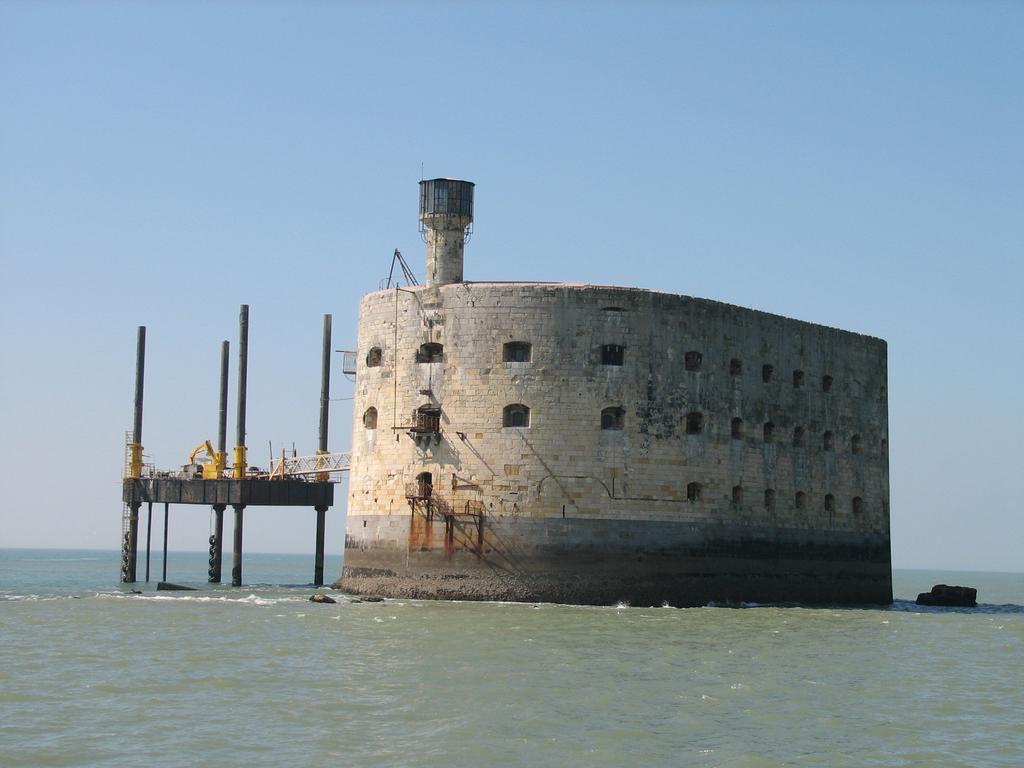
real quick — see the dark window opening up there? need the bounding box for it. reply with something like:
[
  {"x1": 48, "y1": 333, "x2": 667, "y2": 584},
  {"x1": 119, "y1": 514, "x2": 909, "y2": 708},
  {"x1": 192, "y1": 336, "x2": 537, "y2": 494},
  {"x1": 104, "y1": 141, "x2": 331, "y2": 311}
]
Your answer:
[
  {"x1": 686, "y1": 412, "x2": 704, "y2": 435},
  {"x1": 415, "y1": 471, "x2": 433, "y2": 499},
  {"x1": 601, "y1": 344, "x2": 625, "y2": 366},
  {"x1": 503, "y1": 341, "x2": 532, "y2": 363},
  {"x1": 762, "y1": 364, "x2": 774, "y2": 383},
  {"x1": 503, "y1": 404, "x2": 531, "y2": 428},
  {"x1": 601, "y1": 407, "x2": 625, "y2": 431},
  {"x1": 765, "y1": 488, "x2": 776, "y2": 510},
  {"x1": 793, "y1": 369, "x2": 805, "y2": 388},
  {"x1": 731, "y1": 417, "x2": 744, "y2": 439},
  {"x1": 763, "y1": 422, "x2": 775, "y2": 443},
  {"x1": 824, "y1": 494, "x2": 835, "y2": 512},
  {"x1": 416, "y1": 343, "x2": 444, "y2": 363},
  {"x1": 685, "y1": 351, "x2": 703, "y2": 372},
  {"x1": 793, "y1": 426, "x2": 805, "y2": 447},
  {"x1": 687, "y1": 482, "x2": 703, "y2": 502},
  {"x1": 851, "y1": 434, "x2": 862, "y2": 454},
  {"x1": 795, "y1": 491, "x2": 807, "y2": 510},
  {"x1": 366, "y1": 347, "x2": 382, "y2": 367},
  {"x1": 852, "y1": 496, "x2": 864, "y2": 515},
  {"x1": 732, "y1": 485, "x2": 743, "y2": 506},
  {"x1": 602, "y1": 306, "x2": 625, "y2": 313},
  {"x1": 822, "y1": 375, "x2": 833, "y2": 393},
  {"x1": 730, "y1": 358, "x2": 743, "y2": 376},
  {"x1": 363, "y1": 407, "x2": 378, "y2": 429},
  {"x1": 823, "y1": 431, "x2": 834, "y2": 451}
]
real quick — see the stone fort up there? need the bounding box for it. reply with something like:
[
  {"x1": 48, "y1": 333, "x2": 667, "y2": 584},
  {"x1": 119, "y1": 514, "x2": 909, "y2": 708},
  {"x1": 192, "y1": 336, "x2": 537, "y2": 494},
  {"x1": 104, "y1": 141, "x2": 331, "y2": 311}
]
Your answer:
[{"x1": 338, "y1": 179, "x2": 891, "y2": 606}]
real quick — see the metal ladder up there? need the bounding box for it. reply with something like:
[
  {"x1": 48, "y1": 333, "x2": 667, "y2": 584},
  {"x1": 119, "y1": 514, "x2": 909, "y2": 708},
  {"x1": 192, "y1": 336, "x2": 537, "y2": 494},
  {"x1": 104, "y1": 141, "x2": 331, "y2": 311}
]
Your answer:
[{"x1": 119, "y1": 431, "x2": 133, "y2": 581}]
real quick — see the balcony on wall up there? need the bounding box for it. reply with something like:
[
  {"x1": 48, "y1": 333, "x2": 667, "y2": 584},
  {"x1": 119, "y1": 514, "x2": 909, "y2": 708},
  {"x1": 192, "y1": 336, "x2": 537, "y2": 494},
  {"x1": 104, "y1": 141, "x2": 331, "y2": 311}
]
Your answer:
[{"x1": 408, "y1": 406, "x2": 442, "y2": 446}]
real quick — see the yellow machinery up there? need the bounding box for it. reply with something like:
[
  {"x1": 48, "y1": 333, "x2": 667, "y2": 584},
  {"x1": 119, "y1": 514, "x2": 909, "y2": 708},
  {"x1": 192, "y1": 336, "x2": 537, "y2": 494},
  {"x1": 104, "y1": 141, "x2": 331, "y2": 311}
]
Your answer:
[{"x1": 186, "y1": 440, "x2": 227, "y2": 480}]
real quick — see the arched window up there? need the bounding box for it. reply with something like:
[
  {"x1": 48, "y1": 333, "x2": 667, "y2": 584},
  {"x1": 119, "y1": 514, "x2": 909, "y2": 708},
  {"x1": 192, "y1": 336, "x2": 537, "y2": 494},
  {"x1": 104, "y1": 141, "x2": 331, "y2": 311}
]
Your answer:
[
  {"x1": 823, "y1": 430, "x2": 834, "y2": 451},
  {"x1": 795, "y1": 491, "x2": 807, "y2": 510},
  {"x1": 822, "y1": 375, "x2": 834, "y2": 393},
  {"x1": 685, "y1": 351, "x2": 702, "y2": 372},
  {"x1": 793, "y1": 369, "x2": 805, "y2": 388},
  {"x1": 732, "y1": 485, "x2": 743, "y2": 506},
  {"x1": 731, "y1": 417, "x2": 744, "y2": 440},
  {"x1": 851, "y1": 434, "x2": 863, "y2": 454},
  {"x1": 852, "y1": 496, "x2": 864, "y2": 515},
  {"x1": 601, "y1": 407, "x2": 624, "y2": 430},
  {"x1": 762, "y1": 364, "x2": 774, "y2": 383},
  {"x1": 363, "y1": 407, "x2": 378, "y2": 429},
  {"x1": 417, "y1": 343, "x2": 444, "y2": 363},
  {"x1": 685, "y1": 412, "x2": 704, "y2": 434},
  {"x1": 763, "y1": 422, "x2": 775, "y2": 443},
  {"x1": 503, "y1": 404, "x2": 530, "y2": 428},
  {"x1": 687, "y1": 482, "x2": 703, "y2": 502},
  {"x1": 764, "y1": 488, "x2": 776, "y2": 510},
  {"x1": 792, "y1": 426, "x2": 805, "y2": 447},
  {"x1": 366, "y1": 347, "x2": 382, "y2": 367},
  {"x1": 601, "y1": 344, "x2": 624, "y2": 366},
  {"x1": 824, "y1": 494, "x2": 835, "y2": 512},
  {"x1": 503, "y1": 341, "x2": 532, "y2": 363},
  {"x1": 730, "y1": 358, "x2": 743, "y2": 376}
]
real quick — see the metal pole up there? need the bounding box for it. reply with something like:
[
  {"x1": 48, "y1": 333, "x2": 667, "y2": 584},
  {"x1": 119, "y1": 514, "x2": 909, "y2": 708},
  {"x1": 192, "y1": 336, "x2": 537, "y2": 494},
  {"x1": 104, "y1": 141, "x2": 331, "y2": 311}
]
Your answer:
[
  {"x1": 314, "y1": 315, "x2": 331, "y2": 586},
  {"x1": 232, "y1": 307, "x2": 248, "y2": 587},
  {"x1": 133, "y1": 327, "x2": 146, "y2": 446},
  {"x1": 235, "y1": 305, "x2": 248, "y2": 471},
  {"x1": 218, "y1": 340, "x2": 229, "y2": 456},
  {"x1": 162, "y1": 503, "x2": 169, "y2": 583},
  {"x1": 314, "y1": 506, "x2": 326, "y2": 586},
  {"x1": 145, "y1": 502, "x2": 152, "y2": 582},
  {"x1": 232, "y1": 505, "x2": 244, "y2": 587},
  {"x1": 209, "y1": 505, "x2": 225, "y2": 583},
  {"x1": 122, "y1": 325, "x2": 146, "y2": 583},
  {"x1": 319, "y1": 314, "x2": 331, "y2": 453}
]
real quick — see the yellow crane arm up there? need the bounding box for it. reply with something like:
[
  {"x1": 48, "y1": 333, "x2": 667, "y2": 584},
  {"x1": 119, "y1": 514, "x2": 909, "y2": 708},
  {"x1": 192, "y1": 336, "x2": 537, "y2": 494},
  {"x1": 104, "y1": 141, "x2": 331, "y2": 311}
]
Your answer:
[{"x1": 187, "y1": 440, "x2": 226, "y2": 479}]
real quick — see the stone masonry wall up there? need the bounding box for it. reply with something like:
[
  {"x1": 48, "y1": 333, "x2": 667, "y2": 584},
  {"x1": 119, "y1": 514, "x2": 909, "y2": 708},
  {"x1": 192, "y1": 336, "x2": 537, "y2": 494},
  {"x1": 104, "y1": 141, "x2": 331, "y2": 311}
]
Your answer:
[{"x1": 347, "y1": 283, "x2": 889, "y2": 541}]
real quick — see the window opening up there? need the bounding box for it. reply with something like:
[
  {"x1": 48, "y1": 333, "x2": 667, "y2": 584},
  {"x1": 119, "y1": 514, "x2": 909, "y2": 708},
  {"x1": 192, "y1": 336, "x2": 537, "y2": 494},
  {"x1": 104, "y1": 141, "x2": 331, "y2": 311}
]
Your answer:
[
  {"x1": 363, "y1": 407, "x2": 378, "y2": 429},
  {"x1": 763, "y1": 422, "x2": 775, "y2": 443},
  {"x1": 795, "y1": 491, "x2": 807, "y2": 510},
  {"x1": 732, "y1": 485, "x2": 743, "y2": 506},
  {"x1": 762, "y1": 364, "x2": 774, "y2": 383},
  {"x1": 415, "y1": 471, "x2": 433, "y2": 499},
  {"x1": 601, "y1": 344, "x2": 624, "y2": 366},
  {"x1": 852, "y1": 496, "x2": 864, "y2": 515},
  {"x1": 503, "y1": 404, "x2": 531, "y2": 428},
  {"x1": 687, "y1": 482, "x2": 703, "y2": 502},
  {"x1": 764, "y1": 488, "x2": 776, "y2": 510},
  {"x1": 792, "y1": 426, "x2": 805, "y2": 447},
  {"x1": 851, "y1": 434, "x2": 862, "y2": 454},
  {"x1": 366, "y1": 347, "x2": 382, "y2": 367},
  {"x1": 822, "y1": 375, "x2": 833, "y2": 393},
  {"x1": 417, "y1": 343, "x2": 444, "y2": 363},
  {"x1": 823, "y1": 430, "x2": 834, "y2": 451},
  {"x1": 730, "y1": 358, "x2": 743, "y2": 376},
  {"x1": 685, "y1": 412, "x2": 704, "y2": 434},
  {"x1": 731, "y1": 417, "x2": 743, "y2": 440},
  {"x1": 824, "y1": 494, "x2": 835, "y2": 512},
  {"x1": 685, "y1": 351, "x2": 703, "y2": 372},
  {"x1": 793, "y1": 369, "x2": 805, "y2": 388},
  {"x1": 601, "y1": 407, "x2": 625, "y2": 431},
  {"x1": 503, "y1": 341, "x2": 532, "y2": 363}
]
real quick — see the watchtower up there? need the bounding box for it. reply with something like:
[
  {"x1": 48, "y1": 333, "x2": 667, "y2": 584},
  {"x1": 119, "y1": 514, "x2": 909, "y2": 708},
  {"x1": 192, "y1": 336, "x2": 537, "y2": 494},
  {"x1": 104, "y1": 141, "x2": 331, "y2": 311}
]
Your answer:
[{"x1": 419, "y1": 178, "x2": 474, "y2": 286}]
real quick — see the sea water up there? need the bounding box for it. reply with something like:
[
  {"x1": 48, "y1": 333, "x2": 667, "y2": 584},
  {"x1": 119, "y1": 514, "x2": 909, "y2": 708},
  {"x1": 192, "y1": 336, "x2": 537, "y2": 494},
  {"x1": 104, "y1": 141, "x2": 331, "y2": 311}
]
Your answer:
[{"x1": 1, "y1": 549, "x2": 1021, "y2": 767}]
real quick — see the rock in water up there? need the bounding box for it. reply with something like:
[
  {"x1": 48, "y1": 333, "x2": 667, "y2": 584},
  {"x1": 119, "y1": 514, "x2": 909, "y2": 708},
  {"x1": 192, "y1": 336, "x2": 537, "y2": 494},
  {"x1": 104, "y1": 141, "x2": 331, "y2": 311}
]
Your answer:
[
  {"x1": 309, "y1": 594, "x2": 337, "y2": 604},
  {"x1": 157, "y1": 582, "x2": 197, "y2": 591},
  {"x1": 916, "y1": 584, "x2": 977, "y2": 607}
]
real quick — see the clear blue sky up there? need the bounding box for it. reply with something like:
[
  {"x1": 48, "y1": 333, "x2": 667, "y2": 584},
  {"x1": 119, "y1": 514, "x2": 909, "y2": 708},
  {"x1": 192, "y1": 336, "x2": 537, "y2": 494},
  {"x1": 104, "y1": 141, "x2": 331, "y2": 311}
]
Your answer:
[{"x1": 1, "y1": 1, "x2": 1021, "y2": 572}]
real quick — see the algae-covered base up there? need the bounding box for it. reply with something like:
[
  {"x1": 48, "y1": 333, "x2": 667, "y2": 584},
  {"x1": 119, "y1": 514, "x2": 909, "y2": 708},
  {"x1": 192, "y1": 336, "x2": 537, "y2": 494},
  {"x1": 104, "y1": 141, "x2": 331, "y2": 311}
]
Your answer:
[{"x1": 337, "y1": 514, "x2": 892, "y2": 607}]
